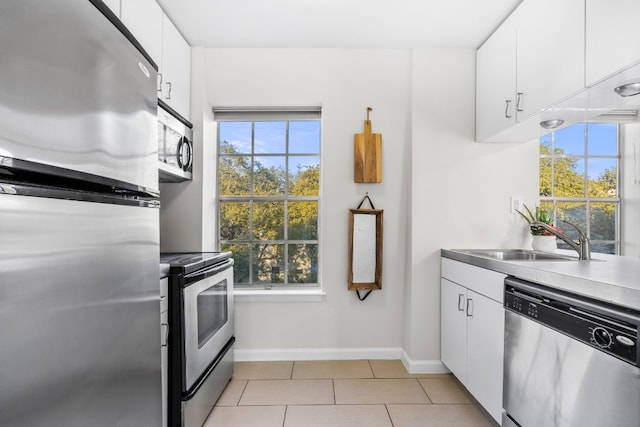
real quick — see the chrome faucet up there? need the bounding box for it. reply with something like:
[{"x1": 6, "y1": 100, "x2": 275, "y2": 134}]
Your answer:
[{"x1": 531, "y1": 220, "x2": 591, "y2": 260}]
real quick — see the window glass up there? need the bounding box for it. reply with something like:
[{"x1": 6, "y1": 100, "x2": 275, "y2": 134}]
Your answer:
[
  {"x1": 554, "y1": 123, "x2": 585, "y2": 155},
  {"x1": 255, "y1": 121, "x2": 286, "y2": 153},
  {"x1": 288, "y1": 243, "x2": 318, "y2": 284},
  {"x1": 587, "y1": 123, "x2": 618, "y2": 156},
  {"x1": 219, "y1": 122, "x2": 252, "y2": 154},
  {"x1": 290, "y1": 121, "x2": 321, "y2": 153},
  {"x1": 254, "y1": 156, "x2": 286, "y2": 196},
  {"x1": 289, "y1": 156, "x2": 320, "y2": 196}
]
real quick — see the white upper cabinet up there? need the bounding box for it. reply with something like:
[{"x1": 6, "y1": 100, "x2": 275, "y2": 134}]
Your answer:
[
  {"x1": 515, "y1": 0, "x2": 585, "y2": 119},
  {"x1": 586, "y1": 0, "x2": 640, "y2": 86},
  {"x1": 476, "y1": 0, "x2": 585, "y2": 142},
  {"x1": 120, "y1": 0, "x2": 191, "y2": 120},
  {"x1": 120, "y1": 0, "x2": 163, "y2": 66},
  {"x1": 476, "y1": 13, "x2": 516, "y2": 142},
  {"x1": 160, "y1": 14, "x2": 191, "y2": 120}
]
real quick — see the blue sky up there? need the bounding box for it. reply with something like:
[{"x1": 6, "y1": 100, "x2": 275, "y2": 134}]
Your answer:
[{"x1": 542, "y1": 122, "x2": 617, "y2": 179}]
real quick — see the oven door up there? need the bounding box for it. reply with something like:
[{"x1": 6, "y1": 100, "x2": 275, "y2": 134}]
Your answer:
[{"x1": 182, "y1": 260, "x2": 234, "y2": 392}]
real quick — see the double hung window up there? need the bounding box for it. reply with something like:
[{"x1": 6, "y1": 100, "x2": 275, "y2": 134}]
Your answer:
[
  {"x1": 539, "y1": 122, "x2": 620, "y2": 254},
  {"x1": 215, "y1": 108, "x2": 321, "y2": 287}
]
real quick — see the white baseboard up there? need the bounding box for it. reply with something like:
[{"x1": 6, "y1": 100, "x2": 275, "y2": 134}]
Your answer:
[
  {"x1": 234, "y1": 347, "x2": 403, "y2": 362},
  {"x1": 233, "y1": 347, "x2": 451, "y2": 374},
  {"x1": 401, "y1": 349, "x2": 450, "y2": 374}
]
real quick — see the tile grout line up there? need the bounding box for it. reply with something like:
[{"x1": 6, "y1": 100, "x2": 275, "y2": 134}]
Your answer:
[
  {"x1": 384, "y1": 404, "x2": 395, "y2": 427},
  {"x1": 367, "y1": 359, "x2": 376, "y2": 378},
  {"x1": 237, "y1": 379, "x2": 250, "y2": 406},
  {"x1": 332, "y1": 378, "x2": 336, "y2": 405},
  {"x1": 416, "y1": 378, "x2": 434, "y2": 404},
  {"x1": 282, "y1": 405, "x2": 288, "y2": 427}
]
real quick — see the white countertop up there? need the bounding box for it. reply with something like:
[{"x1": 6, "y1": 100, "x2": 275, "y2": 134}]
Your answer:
[{"x1": 441, "y1": 249, "x2": 640, "y2": 311}]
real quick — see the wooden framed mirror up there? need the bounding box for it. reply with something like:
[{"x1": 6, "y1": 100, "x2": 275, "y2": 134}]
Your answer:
[{"x1": 348, "y1": 208, "x2": 383, "y2": 291}]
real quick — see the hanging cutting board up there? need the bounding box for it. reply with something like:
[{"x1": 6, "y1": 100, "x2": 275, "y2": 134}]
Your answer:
[{"x1": 354, "y1": 108, "x2": 382, "y2": 183}]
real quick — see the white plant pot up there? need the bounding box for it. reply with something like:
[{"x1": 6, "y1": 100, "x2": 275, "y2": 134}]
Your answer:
[{"x1": 531, "y1": 235, "x2": 557, "y2": 252}]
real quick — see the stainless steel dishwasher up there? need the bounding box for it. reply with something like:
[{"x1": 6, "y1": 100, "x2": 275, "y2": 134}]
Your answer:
[{"x1": 503, "y1": 277, "x2": 640, "y2": 427}]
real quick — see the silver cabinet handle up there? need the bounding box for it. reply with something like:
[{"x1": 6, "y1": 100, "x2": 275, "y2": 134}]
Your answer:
[
  {"x1": 161, "y1": 323, "x2": 169, "y2": 346},
  {"x1": 457, "y1": 294, "x2": 465, "y2": 311},
  {"x1": 466, "y1": 298, "x2": 474, "y2": 317},
  {"x1": 516, "y1": 92, "x2": 523, "y2": 112},
  {"x1": 157, "y1": 72, "x2": 163, "y2": 93},
  {"x1": 505, "y1": 100, "x2": 512, "y2": 119},
  {"x1": 165, "y1": 81, "x2": 172, "y2": 100}
]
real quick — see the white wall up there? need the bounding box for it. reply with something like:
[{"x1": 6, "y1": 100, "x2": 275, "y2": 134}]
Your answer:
[
  {"x1": 622, "y1": 123, "x2": 640, "y2": 257},
  {"x1": 406, "y1": 48, "x2": 539, "y2": 363},
  {"x1": 201, "y1": 48, "x2": 413, "y2": 355},
  {"x1": 160, "y1": 46, "x2": 541, "y2": 368}
]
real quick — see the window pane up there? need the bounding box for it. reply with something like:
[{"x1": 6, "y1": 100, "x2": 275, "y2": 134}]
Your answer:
[
  {"x1": 220, "y1": 202, "x2": 250, "y2": 240},
  {"x1": 288, "y1": 244, "x2": 318, "y2": 283},
  {"x1": 590, "y1": 202, "x2": 616, "y2": 241},
  {"x1": 252, "y1": 244, "x2": 284, "y2": 283},
  {"x1": 554, "y1": 157, "x2": 585, "y2": 197},
  {"x1": 219, "y1": 122, "x2": 252, "y2": 154},
  {"x1": 556, "y1": 202, "x2": 586, "y2": 241},
  {"x1": 221, "y1": 243, "x2": 250, "y2": 284},
  {"x1": 254, "y1": 156, "x2": 286, "y2": 195},
  {"x1": 289, "y1": 156, "x2": 320, "y2": 196},
  {"x1": 219, "y1": 155, "x2": 251, "y2": 196},
  {"x1": 540, "y1": 134, "x2": 552, "y2": 155},
  {"x1": 539, "y1": 157, "x2": 552, "y2": 197},
  {"x1": 587, "y1": 158, "x2": 617, "y2": 198},
  {"x1": 587, "y1": 123, "x2": 617, "y2": 156},
  {"x1": 290, "y1": 121, "x2": 320, "y2": 153},
  {"x1": 255, "y1": 121, "x2": 286, "y2": 153},
  {"x1": 554, "y1": 123, "x2": 585, "y2": 155},
  {"x1": 590, "y1": 243, "x2": 615, "y2": 255},
  {"x1": 288, "y1": 201, "x2": 318, "y2": 240},
  {"x1": 253, "y1": 201, "x2": 284, "y2": 240}
]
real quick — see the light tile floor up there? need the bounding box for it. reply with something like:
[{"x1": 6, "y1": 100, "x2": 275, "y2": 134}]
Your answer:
[{"x1": 204, "y1": 360, "x2": 499, "y2": 427}]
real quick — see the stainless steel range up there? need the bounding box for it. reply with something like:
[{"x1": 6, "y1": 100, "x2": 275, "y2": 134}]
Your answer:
[{"x1": 161, "y1": 252, "x2": 235, "y2": 427}]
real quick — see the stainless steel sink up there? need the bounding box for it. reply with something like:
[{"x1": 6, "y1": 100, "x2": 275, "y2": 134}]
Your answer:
[{"x1": 455, "y1": 249, "x2": 578, "y2": 261}]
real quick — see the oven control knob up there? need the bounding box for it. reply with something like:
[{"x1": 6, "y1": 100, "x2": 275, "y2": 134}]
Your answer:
[{"x1": 592, "y1": 327, "x2": 612, "y2": 348}]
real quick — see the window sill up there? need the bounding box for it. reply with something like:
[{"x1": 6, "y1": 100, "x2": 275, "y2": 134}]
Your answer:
[{"x1": 234, "y1": 288, "x2": 326, "y2": 302}]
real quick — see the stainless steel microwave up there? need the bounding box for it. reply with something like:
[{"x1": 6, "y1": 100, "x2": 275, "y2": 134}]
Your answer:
[{"x1": 158, "y1": 101, "x2": 193, "y2": 183}]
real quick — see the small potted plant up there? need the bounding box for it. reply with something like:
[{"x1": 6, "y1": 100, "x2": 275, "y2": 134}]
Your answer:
[{"x1": 515, "y1": 204, "x2": 559, "y2": 252}]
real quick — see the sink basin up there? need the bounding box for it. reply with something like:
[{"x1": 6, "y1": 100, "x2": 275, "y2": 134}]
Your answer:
[{"x1": 455, "y1": 249, "x2": 578, "y2": 261}]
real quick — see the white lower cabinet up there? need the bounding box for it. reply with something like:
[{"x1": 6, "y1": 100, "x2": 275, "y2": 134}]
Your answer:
[{"x1": 441, "y1": 258, "x2": 505, "y2": 423}]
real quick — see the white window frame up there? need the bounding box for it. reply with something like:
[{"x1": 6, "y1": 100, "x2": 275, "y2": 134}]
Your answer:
[{"x1": 214, "y1": 107, "x2": 322, "y2": 293}]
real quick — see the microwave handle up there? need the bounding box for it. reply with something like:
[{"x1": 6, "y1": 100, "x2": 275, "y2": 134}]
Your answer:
[{"x1": 176, "y1": 137, "x2": 193, "y2": 171}]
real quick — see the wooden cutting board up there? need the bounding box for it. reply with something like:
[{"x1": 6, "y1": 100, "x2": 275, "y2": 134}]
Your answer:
[{"x1": 354, "y1": 109, "x2": 382, "y2": 183}]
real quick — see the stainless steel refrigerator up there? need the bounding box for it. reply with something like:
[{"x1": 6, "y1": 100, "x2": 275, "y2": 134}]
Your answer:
[{"x1": 0, "y1": 1, "x2": 162, "y2": 425}]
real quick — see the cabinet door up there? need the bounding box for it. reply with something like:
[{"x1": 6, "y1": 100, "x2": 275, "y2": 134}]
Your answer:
[
  {"x1": 120, "y1": 0, "x2": 163, "y2": 66},
  {"x1": 161, "y1": 14, "x2": 191, "y2": 119},
  {"x1": 586, "y1": 0, "x2": 640, "y2": 86},
  {"x1": 440, "y1": 278, "x2": 467, "y2": 382},
  {"x1": 516, "y1": 0, "x2": 585, "y2": 118},
  {"x1": 466, "y1": 290, "x2": 504, "y2": 424},
  {"x1": 476, "y1": 12, "x2": 516, "y2": 142}
]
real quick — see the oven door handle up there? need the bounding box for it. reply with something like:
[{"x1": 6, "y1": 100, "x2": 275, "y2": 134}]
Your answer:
[{"x1": 184, "y1": 259, "x2": 234, "y2": 285}]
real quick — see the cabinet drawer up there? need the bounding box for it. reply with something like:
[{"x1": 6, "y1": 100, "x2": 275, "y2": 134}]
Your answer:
[{"x1": 441, "y1": 258, "x2": 505, "y2": 303}]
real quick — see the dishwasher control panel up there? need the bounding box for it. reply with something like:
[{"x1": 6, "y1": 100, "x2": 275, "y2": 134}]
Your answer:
[{"x1": 505, "y1": 279, "x2": 639, "y2": 367}]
